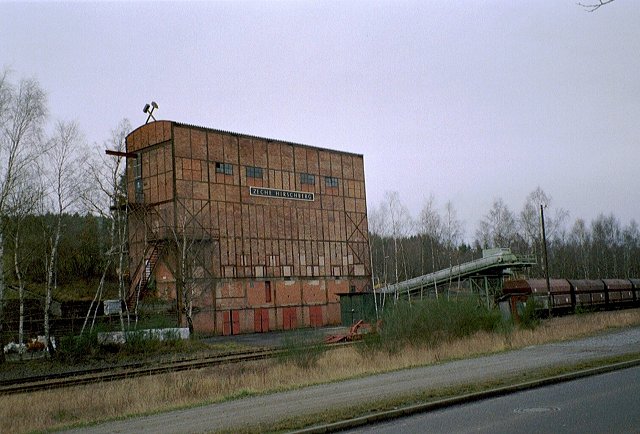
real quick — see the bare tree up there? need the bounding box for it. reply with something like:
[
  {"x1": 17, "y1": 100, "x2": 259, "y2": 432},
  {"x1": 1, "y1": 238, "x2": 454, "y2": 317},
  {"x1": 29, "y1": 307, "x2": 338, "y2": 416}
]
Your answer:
[
  {"x1": 590, "y1": 214, "x2": 622, "y2": 278},
  {"x1": 417, "y1": 195, "x2": 443, "y2": 296},
  {"x1": 621, "y1": 220, "x2": 640, "y2": 278},
  {"x1": 42, "y1": 120, "x2": 84, "y2": 353},
  {"x1": 0, "y1": 71, "x2": 47, "y2": 362},
  {"x1": 81, "y1": 119, "x2": 131, "y2": 334},
  {"x1": 170, "y1": 212, "x2": 202, "y2": 334},
  {"x1": 519, "y1": 187, "x2": 568, "y2": 271},
  {"x1": 382, "y1": 191, "x2": 412, "y2": 299},
  {"x1": 578, "y1": 0, "x2": 616, "y2": 12},
  {"x1": 476, "y1": 198, "x2": 519, "y2": 249},
  {"x1": 368, "y1": 202, "x2": 388, "y2": 288},
  {"x1": 442, "y1": 201, "x2": 463, "y2": 295}
]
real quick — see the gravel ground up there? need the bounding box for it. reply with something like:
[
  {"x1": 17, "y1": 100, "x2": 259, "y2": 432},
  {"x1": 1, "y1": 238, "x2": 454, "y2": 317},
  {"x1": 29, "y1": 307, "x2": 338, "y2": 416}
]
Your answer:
[{"x1": 60, "y1": 326, "x2": 640, "y2": 434}]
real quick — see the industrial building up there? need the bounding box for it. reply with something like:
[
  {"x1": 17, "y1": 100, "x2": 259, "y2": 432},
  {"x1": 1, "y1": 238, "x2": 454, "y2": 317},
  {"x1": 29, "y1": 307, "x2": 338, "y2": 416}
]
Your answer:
[{"x1": 125, "y1": 120, "x2": 371, "y2": 334}]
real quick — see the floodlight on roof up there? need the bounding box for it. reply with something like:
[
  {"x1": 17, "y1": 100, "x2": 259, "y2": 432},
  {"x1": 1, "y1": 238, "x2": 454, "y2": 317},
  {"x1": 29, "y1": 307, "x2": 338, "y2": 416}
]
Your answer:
[{"x1": 143, "y1": 101, "x2": 158, "y2": 123}]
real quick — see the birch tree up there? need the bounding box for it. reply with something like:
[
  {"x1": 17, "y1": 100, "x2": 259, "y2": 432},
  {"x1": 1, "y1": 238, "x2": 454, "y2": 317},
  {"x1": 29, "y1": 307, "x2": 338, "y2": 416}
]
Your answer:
[
  {"x1": 442, "y1": 201, "x2": 463, "y2": 294},
  {"x1": 0, "y1": 71, "x2": 47, "y2": 363},
  {"x1": 43, "y1": 120, "x2": 84, "y2": 353},
  {"x1": 476, "y1": 198, "x2": 519, "y2": 249},
  {"x1": 6, "y1": 176, "x2": 43, "y2": 356},
  {"x1": 382, "y1": 191, "x2": 412, "y2": 299}
]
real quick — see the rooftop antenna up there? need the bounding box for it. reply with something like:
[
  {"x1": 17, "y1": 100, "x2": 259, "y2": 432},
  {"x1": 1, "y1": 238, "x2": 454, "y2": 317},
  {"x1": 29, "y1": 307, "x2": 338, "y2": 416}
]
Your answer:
[{"x1": 143, "y1": 101, "x2": 158, "y2": 123}]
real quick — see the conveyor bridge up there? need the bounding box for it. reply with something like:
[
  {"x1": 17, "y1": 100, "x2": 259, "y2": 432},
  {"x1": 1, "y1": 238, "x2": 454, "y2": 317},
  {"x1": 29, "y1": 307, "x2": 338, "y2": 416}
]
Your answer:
[{"x1": 380, "y1": 248, "x2": 536, "y2": 303}]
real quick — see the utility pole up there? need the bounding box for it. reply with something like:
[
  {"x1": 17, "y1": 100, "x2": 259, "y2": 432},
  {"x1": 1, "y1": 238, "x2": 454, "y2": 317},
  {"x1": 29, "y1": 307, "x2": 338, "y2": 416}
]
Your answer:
[{"x1": 540, "y1": 204, "x2": 552, "y2": 317}]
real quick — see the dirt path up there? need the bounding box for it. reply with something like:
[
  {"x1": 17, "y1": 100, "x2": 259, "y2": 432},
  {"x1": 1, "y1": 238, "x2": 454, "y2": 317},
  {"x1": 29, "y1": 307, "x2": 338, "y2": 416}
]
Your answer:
[{"x1": 61, "y1": 327, "x2": 640, "y2": 434}]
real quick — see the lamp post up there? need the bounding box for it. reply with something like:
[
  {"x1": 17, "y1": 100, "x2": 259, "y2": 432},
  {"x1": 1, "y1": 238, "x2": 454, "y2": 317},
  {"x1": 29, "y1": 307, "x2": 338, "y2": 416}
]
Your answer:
[{"x1": 540, "y1": 204, "x2": 552, "y2": 316}]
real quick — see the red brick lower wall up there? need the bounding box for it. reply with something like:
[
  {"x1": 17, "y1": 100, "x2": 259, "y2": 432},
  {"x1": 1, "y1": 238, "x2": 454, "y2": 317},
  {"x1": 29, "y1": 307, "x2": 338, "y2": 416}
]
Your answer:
[{"x1": 190, "y1": 277, "x2": 370, "y2": 335}]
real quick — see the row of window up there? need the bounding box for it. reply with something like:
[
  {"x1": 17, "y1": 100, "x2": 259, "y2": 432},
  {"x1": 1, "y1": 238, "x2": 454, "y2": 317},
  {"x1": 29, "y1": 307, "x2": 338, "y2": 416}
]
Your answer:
[{"x1": 215, "y1": 162, "x2": 340, "y2": 187}]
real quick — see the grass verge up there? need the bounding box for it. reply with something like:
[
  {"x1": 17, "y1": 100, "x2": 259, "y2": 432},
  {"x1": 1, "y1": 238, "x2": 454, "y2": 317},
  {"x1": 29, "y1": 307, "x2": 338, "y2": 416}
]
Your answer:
[{"x1": 1, "y1": 308, "x2": 639, "y2": 433}]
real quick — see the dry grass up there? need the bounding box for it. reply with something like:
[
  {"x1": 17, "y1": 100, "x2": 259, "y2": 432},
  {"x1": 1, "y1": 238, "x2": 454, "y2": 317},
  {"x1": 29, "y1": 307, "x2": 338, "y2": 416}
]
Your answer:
[{"x1": 2, "y1": 308, "x2": 639, "y2": 433}]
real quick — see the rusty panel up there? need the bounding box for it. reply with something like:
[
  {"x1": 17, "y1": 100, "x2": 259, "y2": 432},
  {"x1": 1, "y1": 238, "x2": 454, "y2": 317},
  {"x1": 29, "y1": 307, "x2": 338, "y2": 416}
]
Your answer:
[
  {"x1": 148, "y1": 122, "x2": 158, "y2": 146},
  {"x1": 250, "y1": 205, "x2": 258, "y2": 238},
  {"x1": 192, "y1": 181, "x2": 207, "y2": 200},
  {"x1": 254, "y1": 139, "x2": 267, "y2": 167},
  {"x1": 162, "y1": 121, "x2": 172, "y2": 142},
  {"x1": 326, "y1": 302, "x2": 341, "y2": 325},
  {"x1": 302, "y1": 280, "x2": 327, "y2": 304},
  {"x1": 294, "y1": 146, "x2": 307, "y2": 173},
  {"x1": 353, "y1": 155, "x2": 365, "y2": 181},
  {"x1": 306, "y1": 148, "x2": 319, "y2": 173},
  {"x1": 257, "y1": 239, "x2": 265, "y2": 265},
  {"x1": 281, "y1": 144, "x2": 294, "y2": 171},
  {"x1": 341, "y1": 154, "x2": 354, "y2": 180},
  {"x1": 239, "y1": 137, "x2": 253, "y2": 165},
  {"x1": 569, "y1": 279, "x2": 605, "y2": 294},
  {"x1": 225, "y1": 185, "x2": 240, "y2": 203},
  {"x1": 223, "y1": 134, "x2": 239, "y2": 163},
  {"x1": 267, "y1": 142, "x2": 281, "y2": 169},
  {"x1": 330, "y1": 153, "x2": 342, "y2": 177},
  {"x1": 318, "y1": 151, "x2": 331, "y2": 176},
  {"x1": 207, "y1": 131, "x2": 224, "y2": 161},
  {"x1": 173, "y1": 127, "x2": 191, "y2": 158},
  {"x1": 175, "y1": 180, "x2": 193, "y2": 199},
  {"x1": 191, "y1": 129, "x2": 206, "y2": 160}
]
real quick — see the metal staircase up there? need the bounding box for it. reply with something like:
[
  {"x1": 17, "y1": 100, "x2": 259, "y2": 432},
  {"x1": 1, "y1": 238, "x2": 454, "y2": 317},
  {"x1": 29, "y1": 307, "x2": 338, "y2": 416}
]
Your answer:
[{"x1": 128, "y1": 241, "x2": 165, "y2": 306}]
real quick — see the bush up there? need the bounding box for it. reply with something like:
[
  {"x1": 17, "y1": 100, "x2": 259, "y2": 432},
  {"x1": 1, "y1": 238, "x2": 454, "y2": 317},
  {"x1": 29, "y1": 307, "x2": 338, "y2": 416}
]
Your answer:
[
  {"x1": 519, "y1": 297, "x2": 541, "y2": 329},
  {"x1": 56, "y1": 329, "x2": 102, "y2": 363},
  {"x1": 374, "y1": 297, "x2": 504, "y2": 352}
]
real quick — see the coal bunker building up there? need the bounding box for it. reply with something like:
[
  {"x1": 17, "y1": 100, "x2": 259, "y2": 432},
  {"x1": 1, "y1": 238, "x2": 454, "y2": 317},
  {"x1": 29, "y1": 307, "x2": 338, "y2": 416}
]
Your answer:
[{"x1": 125, "y1": 121, "x2": 371, "y2": 335}]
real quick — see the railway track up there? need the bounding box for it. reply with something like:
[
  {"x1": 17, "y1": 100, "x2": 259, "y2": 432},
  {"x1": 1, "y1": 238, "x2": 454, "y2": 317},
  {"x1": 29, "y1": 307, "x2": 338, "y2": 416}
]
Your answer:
[
  {"x1": 0, "y1": 347, "x2": 280, "y2": 396},
  {"x1": 0, "y1": 341, "x2": 354, "y2": 396}
]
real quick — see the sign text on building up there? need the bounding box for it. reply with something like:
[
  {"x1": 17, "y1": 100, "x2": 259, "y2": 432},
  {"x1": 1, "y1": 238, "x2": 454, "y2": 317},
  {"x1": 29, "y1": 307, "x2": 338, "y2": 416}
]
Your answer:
[{"x1": 249, "y1": 187, "x2": 314, "y2": 201}]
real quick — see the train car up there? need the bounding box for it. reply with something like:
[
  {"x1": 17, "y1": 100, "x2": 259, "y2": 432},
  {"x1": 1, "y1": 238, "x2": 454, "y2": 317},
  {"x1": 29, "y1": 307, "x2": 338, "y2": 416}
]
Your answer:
[
  {"x1": 502, "y1": 277, "x2": 640, "y2": 322},
  {"x1": 567, "y1": 279, "x2": 606, "y2": 309},
  {"x1": 601, "y1": 279, "x2": 635, "y2": 307},
  {"x1": 502, "y1": 279, "x2": 572, "y2": 314}
]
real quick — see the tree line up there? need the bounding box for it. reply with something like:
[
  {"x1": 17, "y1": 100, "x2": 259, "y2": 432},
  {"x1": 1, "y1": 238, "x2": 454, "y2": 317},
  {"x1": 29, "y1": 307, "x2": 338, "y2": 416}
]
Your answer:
[
  {"x1": 369, "y1": 189, "x2": 640, "y2": 289},
  {"x1": 0, "y1": 69, "x2": 130, "y2": 361}
]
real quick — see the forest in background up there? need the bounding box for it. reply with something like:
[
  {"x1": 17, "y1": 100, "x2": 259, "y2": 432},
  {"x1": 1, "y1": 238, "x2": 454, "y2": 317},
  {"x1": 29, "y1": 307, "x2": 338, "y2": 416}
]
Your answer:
[{"x1": 369, "y1": 190, "x2": 640, "y2": 289}]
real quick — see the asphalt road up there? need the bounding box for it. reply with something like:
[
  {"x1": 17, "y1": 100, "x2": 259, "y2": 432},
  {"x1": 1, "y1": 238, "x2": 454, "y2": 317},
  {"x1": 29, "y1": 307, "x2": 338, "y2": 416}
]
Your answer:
[
  {"x1": 61, "y1": 326, "x2": 640, "y2": 434},
  {"x1": 345, "y1": 365, "x2": 640, "y2": 434}
]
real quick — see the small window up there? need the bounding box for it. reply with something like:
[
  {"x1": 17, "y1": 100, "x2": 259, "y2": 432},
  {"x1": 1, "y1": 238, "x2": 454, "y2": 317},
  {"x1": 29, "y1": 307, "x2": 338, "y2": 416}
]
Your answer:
[
  {"x1": 325, "y1": 176, "x2": 339, "y2": 187},
  {"x1": 300, "y1": 173, "x2": 315, "y2": 185},
  {"x1": 215, "y1": 162, "x2": 233, "y2": 175},
  {"x1": 246, "y1": 166, "x2": 263, "y2": 179}
]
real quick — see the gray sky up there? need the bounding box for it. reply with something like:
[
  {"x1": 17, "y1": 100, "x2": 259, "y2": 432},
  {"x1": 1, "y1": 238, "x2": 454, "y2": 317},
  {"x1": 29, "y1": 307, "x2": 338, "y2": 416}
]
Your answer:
[{"x1": 1, "y1": 1, "x2": 638, "y2": 240}]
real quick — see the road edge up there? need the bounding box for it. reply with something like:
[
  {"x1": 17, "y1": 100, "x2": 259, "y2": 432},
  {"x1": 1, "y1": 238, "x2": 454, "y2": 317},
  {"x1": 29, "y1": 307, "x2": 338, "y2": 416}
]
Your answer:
[{"x1": 292, "y1": 358, "x2": 640, "y2": 434}]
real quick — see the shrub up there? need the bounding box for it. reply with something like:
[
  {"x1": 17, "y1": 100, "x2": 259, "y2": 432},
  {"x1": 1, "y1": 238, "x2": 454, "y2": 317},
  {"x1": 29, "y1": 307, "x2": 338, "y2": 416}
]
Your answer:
[
  {"x1": 519, "y1": 297, "x2": 541, "y2": 329},
  {"x1": 375, "y1": 297, "x2": 504, "y2": 352},
  {"x1": 56, "y1": 329, "x2": 102, "y2": 363}
]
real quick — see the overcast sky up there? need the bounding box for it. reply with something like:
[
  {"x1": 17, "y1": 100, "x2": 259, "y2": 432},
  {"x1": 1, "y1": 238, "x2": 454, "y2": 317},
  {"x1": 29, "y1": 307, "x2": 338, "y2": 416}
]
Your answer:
[{"x1": 1, "y1": 1, "x2": 638, "y2": 240}]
